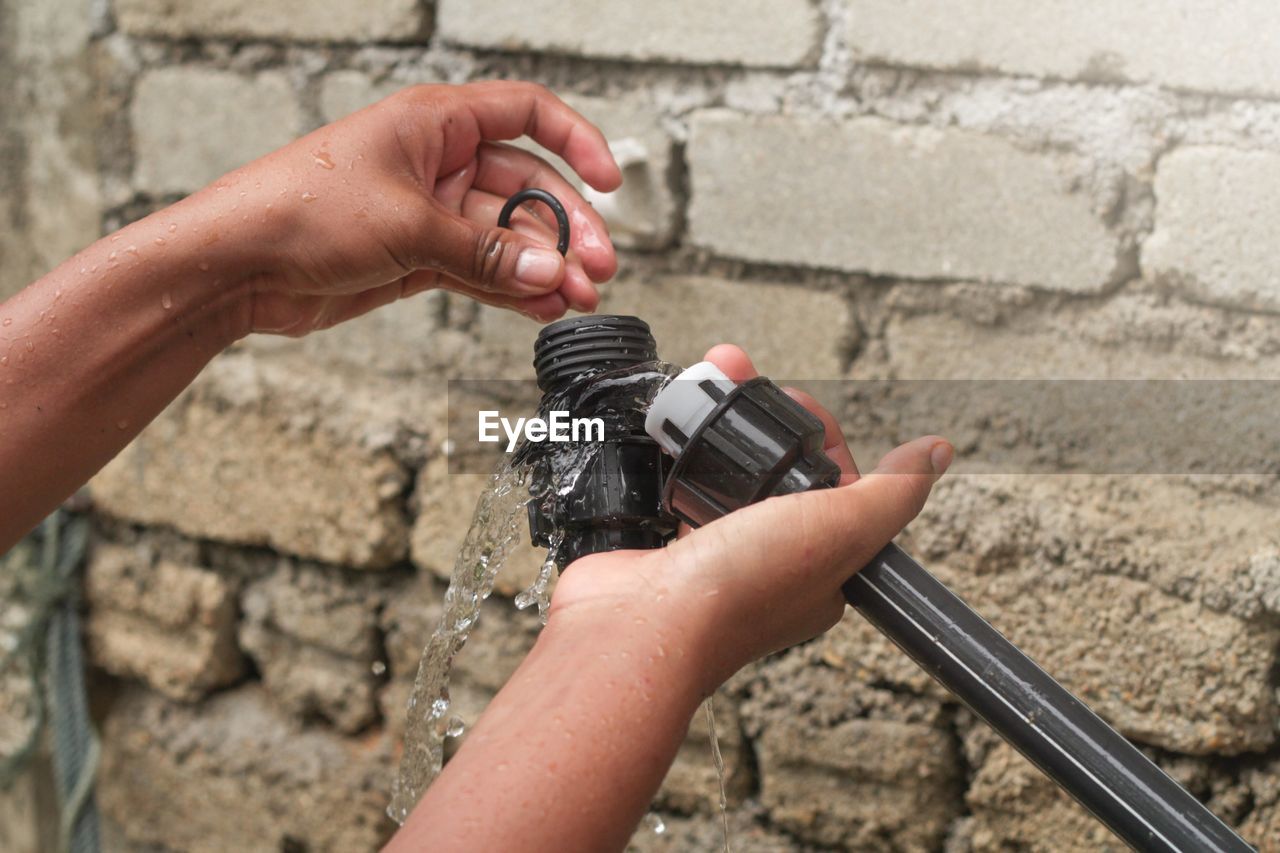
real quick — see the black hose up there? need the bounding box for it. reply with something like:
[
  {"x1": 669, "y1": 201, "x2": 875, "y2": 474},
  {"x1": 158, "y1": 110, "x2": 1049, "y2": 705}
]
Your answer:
[{"x1": 844, "y1": 544, "x2": 1254, "y2": 853}]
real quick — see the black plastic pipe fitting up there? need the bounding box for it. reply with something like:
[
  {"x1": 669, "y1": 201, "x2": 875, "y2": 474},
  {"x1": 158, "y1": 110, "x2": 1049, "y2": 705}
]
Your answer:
[{"x1": 525, "y1": 315, "x2": 678, "y2": 567}]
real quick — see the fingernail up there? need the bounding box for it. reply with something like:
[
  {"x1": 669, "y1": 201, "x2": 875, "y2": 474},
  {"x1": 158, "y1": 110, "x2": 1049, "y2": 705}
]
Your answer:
[
  {"x1": 930, "y1": 441, "x2": 954, "y2": 477},
  {"x1": 515, "y1": 247, "x2": 562, "y2": 292}
]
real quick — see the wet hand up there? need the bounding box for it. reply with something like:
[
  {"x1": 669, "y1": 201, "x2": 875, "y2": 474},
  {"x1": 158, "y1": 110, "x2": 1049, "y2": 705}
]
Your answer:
[
  {"x1": 195, "y1": 81, "x2": 621, "y2": 336},
  {"x1": 547, "y1": 345, "x2": 952, "y2": 692}
]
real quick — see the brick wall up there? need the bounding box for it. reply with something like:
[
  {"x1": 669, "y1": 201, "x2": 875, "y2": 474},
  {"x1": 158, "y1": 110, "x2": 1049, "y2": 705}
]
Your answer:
[{"x1": 5, "y1": 0, "x2": 1280, "y2": 850}]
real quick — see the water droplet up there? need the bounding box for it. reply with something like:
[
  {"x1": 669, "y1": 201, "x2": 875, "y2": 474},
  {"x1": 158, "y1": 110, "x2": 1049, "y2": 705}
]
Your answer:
[
  {"x1": 125, "y1": 245, "x2": 138, "y2": 257},
  {"x1": 0, "y1": 357, "x2": 8, "y2": 367},
  {"x1": 161, "y1": 292, "x2": 173, "y2": 310},
  {"x1": 154, "y1": 237, "x2": 166, "y2": 246},
  {"x1": 445, "y1": 716, "x2": 465, "y2": 738},
  {"x1": 116, "y1": 419, "x2": 128, "y2": 430},
  {"x1": 198, "y1": 261, "x2": 210, "y2": 272},
  {"x1": 644, "y1": 813, "x2": 666, "y2": 835},
  {"x1": 24, "y1": 341, "x2": 33, "y2": 352},
  {"x1": 168, "y1": 223, "x2": 177, "y2": 233},
  {"x1": 1, "y1": 318, "x2": 9, "y2": 326},
  {"x1": 107, "y1": 251, "x2": 118, "y2": 263},
  {"x1": 313, "y1": 151, "x2": 335, "y2": 170},
  {"x1": 301, "y1": 191, "x2": 318, "y2": 203},
  {"x1": 371, "y1": 661, "x2": 387, "y2": 676}
]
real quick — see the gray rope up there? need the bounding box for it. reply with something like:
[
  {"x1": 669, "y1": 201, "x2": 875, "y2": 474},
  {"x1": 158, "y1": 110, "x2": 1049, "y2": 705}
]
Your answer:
[{"x1": 0, "y1": 510, "x2": 100, "y2": 853}]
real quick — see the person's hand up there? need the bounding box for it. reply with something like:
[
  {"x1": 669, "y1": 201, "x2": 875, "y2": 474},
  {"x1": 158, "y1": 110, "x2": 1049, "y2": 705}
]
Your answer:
[
  {"x1": 182, "y1": 81, "x2": 621, "y2": 336},
  {"x1": 547, "y1": 345, "x2": 953, "y2": 692}
]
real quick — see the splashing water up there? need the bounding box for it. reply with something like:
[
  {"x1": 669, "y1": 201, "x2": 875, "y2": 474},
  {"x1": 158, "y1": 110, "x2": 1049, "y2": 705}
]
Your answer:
[
  {"x1": 387, "y1": 459, "x2": 530, "y2": 824},
  {"x1": 513, "y1": 538, "x2": 561, "y2": 624},
  {"x1": 389, "y1": 360, "x2": 709, "y2": 827}
]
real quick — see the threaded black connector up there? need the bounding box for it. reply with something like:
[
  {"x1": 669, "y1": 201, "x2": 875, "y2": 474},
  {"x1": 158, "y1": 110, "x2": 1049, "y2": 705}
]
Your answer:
[
  {"x1": 533, "y1": 315, "x2": 658, "y2": 393},
  {"x1": 527, "y1": 315, "x2": 675, "y2": 568}
]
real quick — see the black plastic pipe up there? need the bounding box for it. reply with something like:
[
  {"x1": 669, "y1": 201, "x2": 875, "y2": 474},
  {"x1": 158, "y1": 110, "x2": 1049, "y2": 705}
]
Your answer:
[{"x1": 845, "y1": 544, "x2": 1252, "y2": 852}]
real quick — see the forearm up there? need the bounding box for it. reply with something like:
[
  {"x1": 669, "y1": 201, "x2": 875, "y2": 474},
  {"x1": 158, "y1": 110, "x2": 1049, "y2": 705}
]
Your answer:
[
  {"x1": 0, "y1": 183, "x2": 265, "y2": 550},
  {"x1": 391, "y1": 604, "x2": 711, "y2": 853}
]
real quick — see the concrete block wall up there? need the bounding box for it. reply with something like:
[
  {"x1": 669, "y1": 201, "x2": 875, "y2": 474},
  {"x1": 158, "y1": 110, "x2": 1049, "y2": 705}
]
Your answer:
[{"x1": 5, "y1": 0, "x2": 1280, "y2": 849}]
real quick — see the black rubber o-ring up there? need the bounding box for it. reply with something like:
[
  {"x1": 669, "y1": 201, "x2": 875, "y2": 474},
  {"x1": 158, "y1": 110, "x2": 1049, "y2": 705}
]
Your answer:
[{"x1": 497, "y1": 188, "x2": 570, "y2": 256}]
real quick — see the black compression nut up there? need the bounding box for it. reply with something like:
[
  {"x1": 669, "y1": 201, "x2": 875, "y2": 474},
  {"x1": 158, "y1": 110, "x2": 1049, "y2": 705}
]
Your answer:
[
  {"x1": 662, "y1": 377, "x2": 842, "y2": 528},
  {"x1": 497, "y1": 188, "x2": 570, "y2": 256}
]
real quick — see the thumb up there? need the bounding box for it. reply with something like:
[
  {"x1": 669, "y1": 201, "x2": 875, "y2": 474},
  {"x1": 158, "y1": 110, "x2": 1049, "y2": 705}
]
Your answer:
[
  {"x1": 817, "y1": 435, "x2": 951, "y2": 569},
  {"x1": 423, "y1": 202, "x2": 566, "y2": 296}
]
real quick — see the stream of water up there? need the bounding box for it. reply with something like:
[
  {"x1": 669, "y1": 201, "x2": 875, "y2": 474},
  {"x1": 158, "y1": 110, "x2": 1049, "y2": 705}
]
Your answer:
[
  {"x1": 386, "y1": 458, "x2": 531, "y2": 824},
  {"x1": 705, "y1": 695, "x2": 733, "y2": 853},
  {"x1": 388, "y1": 360, "x2": 733, "y2": 847}
]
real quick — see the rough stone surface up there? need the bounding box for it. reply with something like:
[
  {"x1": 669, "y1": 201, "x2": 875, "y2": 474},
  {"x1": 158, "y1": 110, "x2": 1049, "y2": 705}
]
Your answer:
[
  {"x1": 626, "y1": 809, "x2": 801, "y2": 852},
  {"x1": 438, "y1": 0, "x2": 822, "y2": 68},
  {"x1": 740, "y1": 651, "x2": 962, "y2": 850},
  {"x1": 0, "y1": 765, "x2": 49, "y2": 853},
  {"x1": 689, "y1": 111, "x2": 1117, "y2": 292},
  {"x1": 98, "y1": 686, "x2": 395, "y2": 852},
  {"x1": 239, "y1": 562, "x2": 386, "y2": 732},
  {"x1": 92, "y1": 351, "x2": 415, "y2": 569},
  {"x1": 318, "y1": 70, "x2": 406, "y2": 123},
  {"x1": 1145, "y1": 146, "x2": 1280, "y2": 312},
  {"x1": 904, "y1": 475, "x2": 1280, "y2": 755},
  {"x1": 599, "y1": 276, "x2": 851, "y2": 378},
  {"x1": 116, "y1": 0, "x2": 426, "y2": 44},
  {"x1": 1237, "y1": 758, "x2": 1280, "y2": 851},
  {"x1": 858, "y1": 283, "x2": 1280, "y2": 379},
  {"x1": 85, "y1": 543, "x2": 243, "y2": 701},
  {"x1": 847, "y1": 0, "x2": 1280, "y2": 97},
  {"x1": 0, "y1": 0, "x2": 102, "y2": 299},
  {"x1": 959, "y1": 737, "x2": 1128, "y2": 851},
  {"x1": 132, "y1": 68, "x2": 301, "y2": 194}
]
